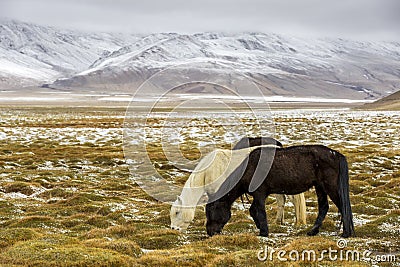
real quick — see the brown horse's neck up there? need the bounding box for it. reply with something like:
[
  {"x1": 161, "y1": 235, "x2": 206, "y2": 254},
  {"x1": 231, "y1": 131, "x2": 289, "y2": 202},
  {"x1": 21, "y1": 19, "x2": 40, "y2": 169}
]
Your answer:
[{"x1": 218, "y1": 183, "x2": 245, "y2": 209}]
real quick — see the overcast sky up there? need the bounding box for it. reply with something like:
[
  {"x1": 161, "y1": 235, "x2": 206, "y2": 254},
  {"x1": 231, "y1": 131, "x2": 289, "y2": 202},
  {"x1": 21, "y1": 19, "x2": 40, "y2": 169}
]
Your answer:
[{"x1": 1, "y1": 0, "x2": 399, "y2": 40}]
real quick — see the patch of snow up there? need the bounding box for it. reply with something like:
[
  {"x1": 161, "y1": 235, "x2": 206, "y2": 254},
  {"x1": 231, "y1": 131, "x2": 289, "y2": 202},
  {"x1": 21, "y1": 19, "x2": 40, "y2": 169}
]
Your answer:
[{"x1": 379, "y1": 222, "x2": 400, "y2": 235}]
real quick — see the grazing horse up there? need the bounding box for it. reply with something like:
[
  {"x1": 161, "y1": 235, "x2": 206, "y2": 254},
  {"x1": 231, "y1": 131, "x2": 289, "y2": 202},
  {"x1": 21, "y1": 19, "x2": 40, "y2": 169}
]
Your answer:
[
  {"x1": 233, "y1": 137, "x2": 307, "y2": 226},
  {"x1": 206, "y1": 145, "x2": 355, "y2": 238},
  {"x1": 170, "y1": 137, "x2": 281, "y2": 231}
]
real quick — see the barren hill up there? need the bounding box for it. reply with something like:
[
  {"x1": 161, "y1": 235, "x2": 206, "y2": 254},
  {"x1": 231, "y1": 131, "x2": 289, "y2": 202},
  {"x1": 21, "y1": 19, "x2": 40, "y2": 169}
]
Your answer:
[{"x1": 361, "y1": 90, "x2": 400, "y2": 110}]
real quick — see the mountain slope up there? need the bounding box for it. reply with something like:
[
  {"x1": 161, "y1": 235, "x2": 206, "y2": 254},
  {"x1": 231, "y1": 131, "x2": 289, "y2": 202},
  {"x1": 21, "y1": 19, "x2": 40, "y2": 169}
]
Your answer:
[
  {"x1": 0, "y1": 20, "x2": 139, "y2": 88},
  {"x1": 1, "y1": 20, "x2": 400, "y2": 100},
  {"x1": 361, "y1": 90, "x2": 400, "y2": 110},
  {"x1": 53, "y1": 32, "x2": 400, "y2": 99}
]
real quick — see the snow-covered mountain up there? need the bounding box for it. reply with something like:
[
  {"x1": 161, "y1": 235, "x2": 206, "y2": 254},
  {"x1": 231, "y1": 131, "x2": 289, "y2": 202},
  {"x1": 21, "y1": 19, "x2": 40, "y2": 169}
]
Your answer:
[
  {"x1": 0, "y1": 19, "x2": 140, "y2": 88},
  {"x1": 1, "y1": 20, "x2": 400, "y2": 99}
]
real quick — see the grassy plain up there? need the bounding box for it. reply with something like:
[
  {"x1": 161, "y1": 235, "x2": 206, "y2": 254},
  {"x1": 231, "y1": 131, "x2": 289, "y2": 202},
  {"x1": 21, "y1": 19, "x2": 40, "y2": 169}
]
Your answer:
[{"x1": 0, "y1": 106, "x2": 399, "y2": 266}]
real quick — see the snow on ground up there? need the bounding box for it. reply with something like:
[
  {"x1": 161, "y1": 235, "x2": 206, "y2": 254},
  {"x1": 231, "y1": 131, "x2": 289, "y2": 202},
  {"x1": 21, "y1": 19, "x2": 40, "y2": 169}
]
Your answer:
[
  {"x1": 122, "y1": 109, "x2": 400, "y2": 188},
  {"x1": 0, "y1": 126, "x2": 123, "y2": 146},
  {"x1": 1, "y1": 109, "x2": 398, "y2": 204}
]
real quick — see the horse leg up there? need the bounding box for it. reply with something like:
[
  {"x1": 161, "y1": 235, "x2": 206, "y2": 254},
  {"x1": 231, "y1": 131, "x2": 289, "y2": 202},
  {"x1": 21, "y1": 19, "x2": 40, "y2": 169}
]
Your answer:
[
  {"x1": 275, "y1": 194, "x2": 285, "y2": 225},
  {"x1": 250, "y1": 193, "x2": 269, "y2": 237},
  {"x1": 307, "y1": 185, "x2": 328, "y2": 236},
  {"x1": 326, "y1": 188, "x2": 351, "y2": 237},
  {"x1": 326, "y1": 191, "x2": 343, "y2": 229},
  {"x1": 249, "y1": 201, "x2": 260, "y2": 229}
]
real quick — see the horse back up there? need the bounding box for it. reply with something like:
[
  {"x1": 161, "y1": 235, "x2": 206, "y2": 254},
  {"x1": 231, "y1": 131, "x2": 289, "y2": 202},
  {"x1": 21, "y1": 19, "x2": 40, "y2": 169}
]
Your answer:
[{"x1": 248, "y1": 145, "x2": 342, "y2": 195}]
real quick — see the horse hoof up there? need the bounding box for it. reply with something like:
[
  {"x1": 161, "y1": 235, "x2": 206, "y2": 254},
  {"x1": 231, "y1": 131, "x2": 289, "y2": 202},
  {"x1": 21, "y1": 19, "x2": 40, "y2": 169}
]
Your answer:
[
  {"x1": 207, "y1": 230, "x2": 222, "y2": 237},
  {"x1": 307, "y1": 229, "x2": 319, "y2": 236},
  {"x1": 259, "y1": 231, "x2": 269, "y2": 237},
  {"x1": 341, "y1": 232, "x2": 351, "y2": 238}
]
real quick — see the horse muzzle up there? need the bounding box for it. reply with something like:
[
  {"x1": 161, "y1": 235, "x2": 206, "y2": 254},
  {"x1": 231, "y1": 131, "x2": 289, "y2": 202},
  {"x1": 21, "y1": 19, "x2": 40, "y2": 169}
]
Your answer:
[
  {"x1": 171, "y1": 225, "x2": 181, "y2": 231},
  {"x1": 206, "y1": 225, "x2": 222, "y2": 236},
  {"x1": 171, "y1": 225, "x2": 188, "y2": 233}
]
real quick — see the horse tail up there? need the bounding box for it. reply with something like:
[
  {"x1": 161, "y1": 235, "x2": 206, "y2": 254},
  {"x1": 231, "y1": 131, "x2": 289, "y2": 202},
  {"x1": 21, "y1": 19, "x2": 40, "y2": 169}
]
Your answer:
[
  {"x1": 293, "y1": 193, "x2": 307, "y2": 225},
  {"x1": 338, "y1": 155, "x2": 355, "y2": 237}
]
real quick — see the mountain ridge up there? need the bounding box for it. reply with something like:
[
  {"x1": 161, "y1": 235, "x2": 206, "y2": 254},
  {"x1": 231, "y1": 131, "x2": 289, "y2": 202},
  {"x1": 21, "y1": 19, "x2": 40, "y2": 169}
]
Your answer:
[
  {"x1": 1, "y1": 19, "x2": 400, "y2": 100},
  {"x1": 0, "y1": 19, "x2": 140, "y2": 88}
]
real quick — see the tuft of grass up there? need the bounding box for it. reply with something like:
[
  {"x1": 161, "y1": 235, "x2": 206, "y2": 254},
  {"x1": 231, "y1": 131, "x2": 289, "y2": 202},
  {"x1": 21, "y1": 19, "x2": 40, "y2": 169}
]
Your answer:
[
  {"x1": 8, "y1": 216, "x2": 56, "y2": 229},
  {"x1": 370, "y1": 197, "x2": 399, "y2": 209},
  {"x1": 352, "y1": 203, "x2": 387, "y2": 216},
  {"x1": 133, "y1": 229, "x2": 181, "y2": 249},
  {"x1": 3, "y1": 181, "x2": 40, "y2": 195},
  {"x1": 282, "y1": 236, "x2": 337, "y2": 252},
  {"x1": 84, "y1": 238, "x2": 142, "y2": 258},
  {"x1": 86, "y1": 215, "x2": 113, "y2": 229},
  {"x1": 224, "y1": 221, "x2": 257, "y2": 234},
  {"x1": 350, "y1": 180, "x2": 371, "y2": 194},
  {"x1": 38, "y1": 188, "x2": 74, "y2": 199},
  {"x1": 136, "y1": 248, "x2": 215, "y2": 267},
  {"x1": 201, "y1": 233, "x2": 261, "y2": 251},
  {"x1": 0, "y1": 228, "x2": 40, "y2": 248},
  {"x1": 208, "y1": 249, "x2": 292, "y2": 267},
  {"x1": 84, "y1": 223, "x2": 156, "y2": 240},
  {"x1": 356, "y1": 211, "x2": 400, "y2": 238},
  {"x1": 0, "y1": 239, "x2": 136, "y2": 266}
]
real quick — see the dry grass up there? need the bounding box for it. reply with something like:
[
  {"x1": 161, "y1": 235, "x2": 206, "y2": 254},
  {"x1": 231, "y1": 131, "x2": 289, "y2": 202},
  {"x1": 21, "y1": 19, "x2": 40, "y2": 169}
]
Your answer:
[{"x1": 0, "y1": 107, "x2": 399, "y2": 266}]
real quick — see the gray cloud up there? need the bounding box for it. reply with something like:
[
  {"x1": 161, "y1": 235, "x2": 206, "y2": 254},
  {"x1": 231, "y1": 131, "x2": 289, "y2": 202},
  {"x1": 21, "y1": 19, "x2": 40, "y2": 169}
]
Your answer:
[{"x1": 1, "y1": 0, "x2": 399, "y2": 40}]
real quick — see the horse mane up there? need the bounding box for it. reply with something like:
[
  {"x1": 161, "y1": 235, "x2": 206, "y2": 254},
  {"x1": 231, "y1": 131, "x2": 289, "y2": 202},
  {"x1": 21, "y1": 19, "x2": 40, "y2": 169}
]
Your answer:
[
  {"x1": 178, "y1": 151, "x2": 217, "y2": 208},
  {"x1": 207, "y1": 153, "x2": 250, "y2": 203},
  {"x1": 186, "y1": 150, "x2": 216, "y2": 189},
  {"x1": 179, "y1": 149, "x2": 241, "y2": 207},
  {"x1": 209, "y1": 146, "x2": 278, "y2": 201}
]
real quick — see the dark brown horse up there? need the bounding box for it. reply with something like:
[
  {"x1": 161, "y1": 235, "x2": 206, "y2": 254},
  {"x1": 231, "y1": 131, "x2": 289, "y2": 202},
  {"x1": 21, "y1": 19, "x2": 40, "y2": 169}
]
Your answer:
[{"x1": 206, "y1": 145, "x2": 355, "y2": 238}]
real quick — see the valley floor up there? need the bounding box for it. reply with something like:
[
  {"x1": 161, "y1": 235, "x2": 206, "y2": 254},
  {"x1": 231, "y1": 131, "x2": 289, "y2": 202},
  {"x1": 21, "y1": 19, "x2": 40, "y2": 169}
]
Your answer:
[{"x1": 0, "y1": 106, "x2": 399, "y2": 266}]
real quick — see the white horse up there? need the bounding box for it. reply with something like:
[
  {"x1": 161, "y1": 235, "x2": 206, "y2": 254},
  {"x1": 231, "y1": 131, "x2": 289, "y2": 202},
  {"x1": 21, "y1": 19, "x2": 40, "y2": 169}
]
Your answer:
[
  {"x1": 170, "y1": 147, "x2": 256, "y2": 231},
  {"x1": 170, "y1": 144, "x2": 307, "y2": 231}
]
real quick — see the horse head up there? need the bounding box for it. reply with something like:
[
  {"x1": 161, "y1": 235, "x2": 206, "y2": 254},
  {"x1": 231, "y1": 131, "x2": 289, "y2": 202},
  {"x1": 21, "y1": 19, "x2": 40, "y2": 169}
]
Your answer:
[
  {"x1": 170, "y1": 196, "x2": 196, "y2": 232},
  {"x1": 205, "y1": 200, "x2": 231, "y2": 236}
]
